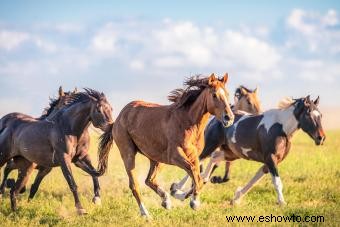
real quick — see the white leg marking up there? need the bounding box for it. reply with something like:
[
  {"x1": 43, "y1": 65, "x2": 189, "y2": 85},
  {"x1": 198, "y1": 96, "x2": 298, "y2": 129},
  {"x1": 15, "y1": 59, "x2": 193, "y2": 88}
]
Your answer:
[
  {"x1": 272, "y1": 176, "x2": 286, "y2": 205},
  {"x1": 139, "y1": 203, "x2": 150, "y2": 217}
]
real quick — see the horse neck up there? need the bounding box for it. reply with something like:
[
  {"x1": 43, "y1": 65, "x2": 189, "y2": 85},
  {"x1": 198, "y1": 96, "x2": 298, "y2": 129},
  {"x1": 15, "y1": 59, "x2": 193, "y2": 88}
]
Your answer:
[
  {"x1": 61, "y1": 101, "x2": 92, "y2": 136},
  {"x1": 275, "y1": 105, "x2": 299, "y2": 136},
  {"x1": 187, "y1": 89, "x2": 211, "y2": 132}
]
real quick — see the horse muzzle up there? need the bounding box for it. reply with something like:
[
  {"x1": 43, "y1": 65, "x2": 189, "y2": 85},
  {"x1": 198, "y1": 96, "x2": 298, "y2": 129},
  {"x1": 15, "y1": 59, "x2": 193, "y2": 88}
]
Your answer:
[
  {"x1": 315, "y1": 135, "x2": 326, "y2": 146},
  {"x1": 221, "y1": 112, "x2": 234, "y2": 128}
]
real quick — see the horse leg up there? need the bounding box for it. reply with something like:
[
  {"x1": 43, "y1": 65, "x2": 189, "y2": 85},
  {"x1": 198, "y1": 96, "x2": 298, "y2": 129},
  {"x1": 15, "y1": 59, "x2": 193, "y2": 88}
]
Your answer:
[
  {"x1": 115, "y1": 133, "x2": 149, "y2": 218},
  {"x1": 28, "y1": 167, "x2": 52, "y2": 201},
  {"x1": 74, "y1": 155, "x2": 101, "y2": 205},
  {"x1": 201, "y1": 150, "x2": 224, "y2": 183},
  {"x1": 58, "y1": 154, "x2": 86, "y2": 215},
  {"x1": 231, "y1": 165, "x2": 267, "y2": 205},
  {"x1": 0, "y1": 160, "x2": 16, "y2": 196},
  {"x1": 170, "y1": 174, "x2": 190, "y2": 194},
  {"x1": 266, "y1": 155, "x2": 285, "y2": 205},
  {"x1": 145, "y1": 160, "x2": 171, "y2": 210},
  {"x1": 211, "y1": 160, "x2": 232, "y2": 184},
  {"x1": 171, "y1": 153, "x2": 203, "y2": 210},
  {"x1": 10, "y1": 163, "x2": 36, "y2": 211}
]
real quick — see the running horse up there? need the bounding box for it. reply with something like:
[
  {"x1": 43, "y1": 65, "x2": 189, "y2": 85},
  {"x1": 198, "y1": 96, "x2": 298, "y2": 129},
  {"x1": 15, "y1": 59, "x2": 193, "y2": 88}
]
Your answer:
[
  {"x1": 97, "y1": 73, "x2": 234, "y2": 218},
  {"x1": 170, "y1": 85, "x2": 262, "y2": 193},
  {"x1": 177, "y1": 96, "x2": 325, "y2": 206},
  {"x1": 0, "y1": 87, "x2": 104, "y2": 206},
  {"x1": 0, "y1": 86, "x2": 76, "y2": 196},
  {"x1": 0, "y1": 89, "x2": 113, "y2": 214}
]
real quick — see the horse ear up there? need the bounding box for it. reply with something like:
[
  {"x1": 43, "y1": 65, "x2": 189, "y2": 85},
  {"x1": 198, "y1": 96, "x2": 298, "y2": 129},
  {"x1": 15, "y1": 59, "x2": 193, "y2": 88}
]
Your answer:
[
  {"x1": 240, "y1": 87, "x2": 248, "y2": 95},
  {"x1": 254, "y1": 86, "x2": 259, "y2": 94},
  {"x1": 208, "y1": 73, "x2": 217, "y2": 86},
  {"x1": 59, "y1": 86, "x2": 65, "y2": 97},
  {"x1": 221, "y1": 73, "x2": 228, "y2": 84},
  {"x1": 314, "y1": 96, "x2": 320, "y2": 106},
  {"x1": 304, "y1": 95, "x2": 311, "y2": 106},
  {"x1": 73, "y1": 87, "x2": 78, "y2": 94}
]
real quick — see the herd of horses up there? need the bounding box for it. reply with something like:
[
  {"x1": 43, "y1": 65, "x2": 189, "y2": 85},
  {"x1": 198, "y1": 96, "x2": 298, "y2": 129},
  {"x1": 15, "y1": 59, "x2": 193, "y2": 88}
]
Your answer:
[{"x1": 0, "y1": 73, "x2": 326, "y2": 218}]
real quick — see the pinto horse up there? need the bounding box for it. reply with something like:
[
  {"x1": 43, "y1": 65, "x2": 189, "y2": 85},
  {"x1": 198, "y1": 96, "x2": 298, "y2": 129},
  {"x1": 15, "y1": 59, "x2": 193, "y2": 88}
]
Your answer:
[
  {"x1": 170, "y1": 85, "x2": 262, "y2": 193},
  {"x1": 0, "y1": 89, "x2": 113, "y2": 214},
  {"x1": 97, "y1": 73, "x2": 234, "y2": 218},
  {"x1": 178, "y1": 96, "x2": 325, "y2": 205}
]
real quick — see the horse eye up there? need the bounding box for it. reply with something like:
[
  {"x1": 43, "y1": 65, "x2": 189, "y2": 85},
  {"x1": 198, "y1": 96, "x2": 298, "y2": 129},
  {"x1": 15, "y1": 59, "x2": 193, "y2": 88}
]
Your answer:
[{"x1": 212, "y1": 93, "x2": 217, "y2": 98}]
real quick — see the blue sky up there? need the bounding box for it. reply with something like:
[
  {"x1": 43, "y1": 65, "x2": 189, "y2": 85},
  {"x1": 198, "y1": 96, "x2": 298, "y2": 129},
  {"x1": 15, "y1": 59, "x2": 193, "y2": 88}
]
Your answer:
[{"x1": 1, "y1": 1, "x2": 340, "y2": 117}]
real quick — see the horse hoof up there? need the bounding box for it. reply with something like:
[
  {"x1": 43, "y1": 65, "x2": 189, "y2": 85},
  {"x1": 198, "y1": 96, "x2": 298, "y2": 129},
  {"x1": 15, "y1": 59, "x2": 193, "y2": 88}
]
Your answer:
[
  {"x1": 230, "y1": 198, "x2": 241, "y2": 206},
  {"x1": 170, "y1": 189, "x2": 186, "y2": 201},
  {"x1": 161, "y1": 199, "x2": 172, "y2": 210},
  {"x1": 230, "y1": 187, "x2": 243, "y2": 205},
  {"x1": 170, "y1": 183, "x2": 180, "y2": 194},
  {"x1": 190, "y1": 199, "x2": 200, "y2": 210},
  {"x1": 92, "y1": 196, "x2": 102, "y2": 205},
  {"x1": 77, "y1": 208, "x2": 88, "y2": 215},
  {"x1": 277, "y1": 200, "x2": 287, "y2": 206}
]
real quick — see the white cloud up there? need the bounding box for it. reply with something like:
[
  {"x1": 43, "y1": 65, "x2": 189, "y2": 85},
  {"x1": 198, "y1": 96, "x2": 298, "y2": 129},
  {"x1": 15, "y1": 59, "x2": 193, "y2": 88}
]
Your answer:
[
  {"x1": 130, "y1": 60, "x2": 145, "y2": 70},
  {"x1": 91, "y1": 23, "x2": 118, "y2": 54},
  {"x1": 286, "y1": 9, "x2": 340, "y2": 54},
  {"x1": 0, "y1": 30, "x2": 29, "y2": 50}
]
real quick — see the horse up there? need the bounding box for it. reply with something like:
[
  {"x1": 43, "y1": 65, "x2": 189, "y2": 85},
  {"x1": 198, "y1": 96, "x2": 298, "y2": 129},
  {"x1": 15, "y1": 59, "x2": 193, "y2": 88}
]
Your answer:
[
  {"x1": 96, "y1": 73, "x2": 234, "y2": 218},
  {"x1": 178, "y1": 96, "x2": 326, "y2": 206},
  {"x1": 0, "y1": 87, "x2": 104, "y2": 206},
  {"x1": 170, "y1": 85, "x2": 262, "y2": 193},
  {"x1": 0, "y1": 88, "x2": 113, "y2": 214},
  {"x1": 0, "y1": 86, "x2": 76, "y2": 196}
]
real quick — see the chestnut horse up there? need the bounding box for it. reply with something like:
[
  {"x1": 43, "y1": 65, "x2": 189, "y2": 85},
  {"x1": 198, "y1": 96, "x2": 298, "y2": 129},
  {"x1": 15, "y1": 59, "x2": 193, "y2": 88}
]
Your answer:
[
  {"x1": 170, "y1": 86, "x2": 262, "y2": 193},
  {"x1": 97, "y1": 73, "x2": 234, "y2": 218}
]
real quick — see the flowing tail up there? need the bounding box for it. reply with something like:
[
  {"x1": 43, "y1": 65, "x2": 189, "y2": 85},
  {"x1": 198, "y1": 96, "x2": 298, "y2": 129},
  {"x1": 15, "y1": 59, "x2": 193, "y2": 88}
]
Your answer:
[{"x1": 97, "y1": 123, "x2": 114, "y2": 176}]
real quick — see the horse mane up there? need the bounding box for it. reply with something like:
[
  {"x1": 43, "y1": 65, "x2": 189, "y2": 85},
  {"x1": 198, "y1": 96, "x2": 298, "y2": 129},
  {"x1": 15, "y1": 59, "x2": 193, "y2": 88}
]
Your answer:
[
  {"x1": 45, "y1": 88, "x2": 104, "y2": 121},
  {"x1": 277, "y1": 97, "x2": 296, "y2": 109},
  {"x1": 63, "y1": 88, "x2": 104, "y2": 107},
  {"x1": 39, "y1": 96, "x2": 61, "y2": 119},
  {"x1": 168, "y1": 75, "x2": 210, "y2": 108},
  {"x1": 236, "y1": 85, "x2": 253, "y2": 94}
]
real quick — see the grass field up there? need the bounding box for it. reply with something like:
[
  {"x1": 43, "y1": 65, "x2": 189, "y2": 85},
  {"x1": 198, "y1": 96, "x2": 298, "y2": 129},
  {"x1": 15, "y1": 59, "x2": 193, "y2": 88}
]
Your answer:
[{"x1": 0, "y1": 130, "x2": 339, "y2": 226}]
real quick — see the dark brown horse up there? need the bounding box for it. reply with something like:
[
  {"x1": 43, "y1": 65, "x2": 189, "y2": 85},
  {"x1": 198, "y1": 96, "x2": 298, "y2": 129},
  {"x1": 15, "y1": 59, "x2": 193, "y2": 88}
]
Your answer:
[
  {"x1": 177, "y1": 96, "x2": 325, "y2": 206},
  {"x1": 0, "y1": 89, "x2": 113, "y2": 214},
  {"x1": 0, "y1": 87, "x2": 104, "y2": 206},
  {"x1": 171, "y1": 85, "x2": 262, "y2": 192},
  {"x1": 0, "y1": 86, "x2": 76, "y2": 196},
  {"x1": 96, "y1": 73, "x2": 234, "y2": 218}
]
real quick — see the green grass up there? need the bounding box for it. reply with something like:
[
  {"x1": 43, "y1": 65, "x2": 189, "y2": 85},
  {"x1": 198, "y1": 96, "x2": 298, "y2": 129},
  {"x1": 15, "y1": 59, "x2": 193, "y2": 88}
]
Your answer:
[{"x1": 0, "y1": 130, "x2": 339, "y2": 226}]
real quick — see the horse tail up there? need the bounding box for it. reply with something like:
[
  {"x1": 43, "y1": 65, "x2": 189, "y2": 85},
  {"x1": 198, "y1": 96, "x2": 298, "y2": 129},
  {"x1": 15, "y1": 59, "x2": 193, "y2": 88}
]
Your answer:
[{"x1": 97, "y1": 123, "x2": 114, "y2": 176}]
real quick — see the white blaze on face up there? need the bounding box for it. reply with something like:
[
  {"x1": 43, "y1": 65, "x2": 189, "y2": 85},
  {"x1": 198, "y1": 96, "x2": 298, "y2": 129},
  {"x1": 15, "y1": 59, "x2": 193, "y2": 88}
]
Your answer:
[{"x1": 217, "y1": 87, "x2": 229, "y2": 106}]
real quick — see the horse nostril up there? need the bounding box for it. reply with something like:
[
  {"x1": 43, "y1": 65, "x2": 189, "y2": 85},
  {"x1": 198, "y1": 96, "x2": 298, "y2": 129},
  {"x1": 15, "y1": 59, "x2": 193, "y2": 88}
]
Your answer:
[
  {"x1": 317, "y1": 136, "x2": 322, "y2": 141},
  {"x1": 224, "y1": 115, "x2": 230, "y2": 122}
]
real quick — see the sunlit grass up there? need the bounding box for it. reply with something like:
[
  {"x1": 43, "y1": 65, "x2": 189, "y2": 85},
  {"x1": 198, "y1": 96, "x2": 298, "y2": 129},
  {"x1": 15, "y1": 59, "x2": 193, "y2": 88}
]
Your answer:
[{"x1": 0, "y1": 130, "x2": 339, "y2": 226}]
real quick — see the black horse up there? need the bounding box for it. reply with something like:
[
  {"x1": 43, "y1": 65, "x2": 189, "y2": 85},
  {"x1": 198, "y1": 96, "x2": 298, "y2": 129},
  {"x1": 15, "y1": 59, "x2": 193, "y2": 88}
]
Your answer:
[{"x1": 0, "y1": 88, "x2": 113, "y2": 214}]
